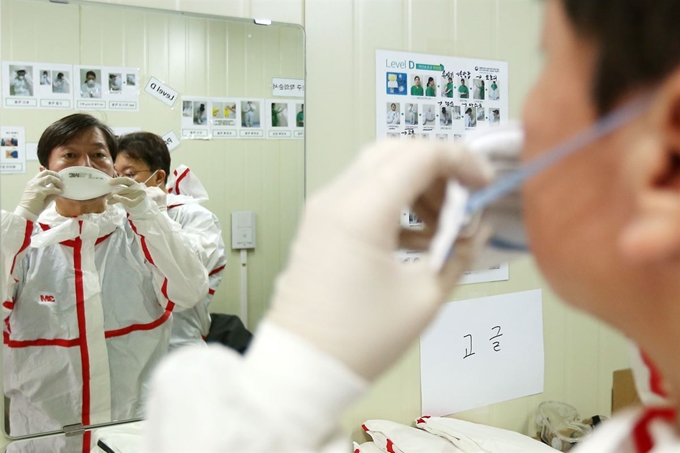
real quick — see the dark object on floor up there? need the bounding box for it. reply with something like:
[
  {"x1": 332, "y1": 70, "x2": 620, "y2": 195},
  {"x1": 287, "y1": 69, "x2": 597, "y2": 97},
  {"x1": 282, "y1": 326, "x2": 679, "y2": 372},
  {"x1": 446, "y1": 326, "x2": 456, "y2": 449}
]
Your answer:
[{"x1": 206, "y1": 313, "x2": 253, "y2": 354}]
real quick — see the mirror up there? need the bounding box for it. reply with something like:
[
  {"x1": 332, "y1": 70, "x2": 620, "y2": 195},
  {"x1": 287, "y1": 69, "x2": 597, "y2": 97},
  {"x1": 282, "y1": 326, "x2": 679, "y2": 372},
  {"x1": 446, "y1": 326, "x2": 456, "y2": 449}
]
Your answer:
[{"x1": 0, "y1": 0, "x2": 305, "y2": 442}]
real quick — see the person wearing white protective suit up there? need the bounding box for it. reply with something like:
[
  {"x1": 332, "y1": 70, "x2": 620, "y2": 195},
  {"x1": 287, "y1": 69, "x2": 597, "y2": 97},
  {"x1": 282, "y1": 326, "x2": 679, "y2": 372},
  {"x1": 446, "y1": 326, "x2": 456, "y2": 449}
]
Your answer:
[
  {"x1": 243, "y1": 101, "x2": 257, "y2": 127},
  {"x1": 0, "y1": 114, "x2": 208, "y2": 449},
  {"x1": 52, "y1": 72, "x2": 70, "y2": 94},
  {"x1": 114, "y1": 131, "x2": 227, "y2": 352},
  {"x1": 80, "y1": 70, "x2": 102, "y2": 98},
  {"x1": 10, "y1": 67, "x2": 33, "y2": 97},
  {"x1": 407, "y1": 103, "x2": 417, "y2": 125},
  {"x1": 386, "y1": 103, "x2": 400, "y2": 125},
  {"x1": 144, "y1": 1, "x2": 680, "y2": 452}
]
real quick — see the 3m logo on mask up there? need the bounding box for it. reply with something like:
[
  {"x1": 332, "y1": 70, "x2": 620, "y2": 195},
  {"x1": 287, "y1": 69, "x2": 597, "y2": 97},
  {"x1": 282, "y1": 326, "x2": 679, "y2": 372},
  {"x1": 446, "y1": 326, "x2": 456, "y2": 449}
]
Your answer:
[{"x1": 39, "y1": 294, "x2": 56, "y2": 304}]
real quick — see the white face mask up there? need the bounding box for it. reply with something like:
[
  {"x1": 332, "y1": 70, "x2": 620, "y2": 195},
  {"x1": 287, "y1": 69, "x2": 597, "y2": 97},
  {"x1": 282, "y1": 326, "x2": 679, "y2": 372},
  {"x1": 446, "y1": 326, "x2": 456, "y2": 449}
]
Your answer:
[
  {"x1": 58, "y1": 166, "x2": 113, "y2": 201},
  {"x1": 17, "y1": 75, "x2": 24, "y2": 80},
  {"x1": 87, "y1": 79, "x2": 95, "y2": 87}
]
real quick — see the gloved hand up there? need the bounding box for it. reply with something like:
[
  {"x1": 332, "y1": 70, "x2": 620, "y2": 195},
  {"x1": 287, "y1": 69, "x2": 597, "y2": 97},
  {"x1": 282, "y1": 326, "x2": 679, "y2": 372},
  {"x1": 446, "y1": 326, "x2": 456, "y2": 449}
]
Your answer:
[
  {"x1": 145, "y1": 186, "x2": 167, "y2": 212},
  {"x1": 266, "y1": 140, "x2": 494, "y2": 381},
  {"x1": 14, "y1": 170, "x2": 63, "y2": 221},
  {"x1": 108, "y1": 177, "x2": 156, "y2": 218}
]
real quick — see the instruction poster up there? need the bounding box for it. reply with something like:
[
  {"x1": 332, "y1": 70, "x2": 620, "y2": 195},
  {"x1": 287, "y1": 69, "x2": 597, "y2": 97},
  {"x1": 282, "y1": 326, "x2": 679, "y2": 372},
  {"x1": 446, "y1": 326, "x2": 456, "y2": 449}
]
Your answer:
[
  {"x1": 379, "y1": 49, "x2": 509, "y2": 284},
  {"x1": 74, "y1": 65, "x2": 140, "y2": 111},
  {"x1": 181, "y1": 97, "x2": 302, "y2": 140},
  {"x1": 2, "y1": 61, "x2": 139, "y2": 111},
  {"x1": 1, "y1": 126, "x2": 26, "y2": 174}
]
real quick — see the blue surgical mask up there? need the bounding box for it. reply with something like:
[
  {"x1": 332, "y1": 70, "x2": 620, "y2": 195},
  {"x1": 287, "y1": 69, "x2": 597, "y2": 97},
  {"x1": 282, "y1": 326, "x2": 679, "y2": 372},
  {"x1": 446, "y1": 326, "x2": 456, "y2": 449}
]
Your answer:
[{"x1": 431, "y1": 95, "x2": 653, "y2": 272}]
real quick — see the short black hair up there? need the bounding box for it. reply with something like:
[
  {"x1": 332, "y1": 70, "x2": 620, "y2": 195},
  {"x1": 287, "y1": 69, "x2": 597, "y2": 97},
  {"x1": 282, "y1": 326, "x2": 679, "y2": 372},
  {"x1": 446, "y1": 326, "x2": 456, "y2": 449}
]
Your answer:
[
  {"x1": 86, "y1": 70, "x2": 96, "y2": 79},
  {"x1": 37, "y1": 114, "x2": 117, "y2": 168},
  {"x1": 117, "y1": 132, "x2": 171, "y2": 184},
  {"x1": 561, "y1": 0, "x2": 680, "y2": 114}
]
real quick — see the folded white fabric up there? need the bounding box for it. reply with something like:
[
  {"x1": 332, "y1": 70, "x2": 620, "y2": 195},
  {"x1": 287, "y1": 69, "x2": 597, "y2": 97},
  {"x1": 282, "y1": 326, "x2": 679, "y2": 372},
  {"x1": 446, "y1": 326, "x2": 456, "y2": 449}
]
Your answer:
[
  {"x1": 353, "y1": 441, "x2": 388, "y2": 453},
  {"x1": 90, "y1": 421, "x2": 145, "y2": 453},
  {"x1": 415, "y1": 416, "x2": 557, "y2": 453},
  {"x1": 362, "y1": 419, "x2": 461, "y2": 453}
]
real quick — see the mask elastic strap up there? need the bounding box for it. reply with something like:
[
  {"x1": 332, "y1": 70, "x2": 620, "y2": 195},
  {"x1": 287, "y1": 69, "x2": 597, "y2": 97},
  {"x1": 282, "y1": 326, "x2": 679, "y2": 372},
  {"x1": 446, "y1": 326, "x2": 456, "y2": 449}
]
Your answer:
[
  {"x1": 142, "y1": 169, "x2": 159, "y2": 186},
  {"x1": 466, "y1": 94, "x2": 654, "y2": 215}
]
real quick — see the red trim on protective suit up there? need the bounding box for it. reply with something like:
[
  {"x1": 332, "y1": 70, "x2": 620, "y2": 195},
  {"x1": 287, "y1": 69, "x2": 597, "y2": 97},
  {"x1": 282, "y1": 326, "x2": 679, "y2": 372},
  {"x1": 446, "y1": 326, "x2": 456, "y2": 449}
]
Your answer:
[
  {"x1": 416, "y1": 415, "x2": 431, "y2": 425},
  {"x1": 127, "y1": 220, "x2": 155, "y2": 265},
  {"x1": 208, "y1": 288, "x2": 215, "y2": 295},
  {"x1": 10, "y1": 221, "x2": 33, "y2": 275},
  {"x1": 172, "y1": 168, "x2": 190, "y2": 195},
  {"x1": 73, "y1": 228, "x2": 92, "y2": 429},
  {"x1": 209, "y1": 264, "x2": 226, "y2": 276},
  {"x1": 167, "y1": 203, "x2": 184, "y2": 210},
  {"x1": 83, "y1": 430, "x2": 92, "y2": 453},
  {"x1": 105, "y1": 304, "x2": 174, "y2": 339},
  {"x1": 95, "y1": 232, "x2": 113, "y2": 245},
  {"x1": 3, "y1": 301, "x2": 14, "y2": 310},
  {"x1": 385, "y1": 439, "x2": 396, "y2": 453},
  {"x1": 4, "y1": 331, "x2": 79, "y2": 348},
  {"x1": 632, "y1": 407, "x2": 676, "y2": 453},
  {"x1": 641, "y1": 351, "x2": 668, "y2": 397}
]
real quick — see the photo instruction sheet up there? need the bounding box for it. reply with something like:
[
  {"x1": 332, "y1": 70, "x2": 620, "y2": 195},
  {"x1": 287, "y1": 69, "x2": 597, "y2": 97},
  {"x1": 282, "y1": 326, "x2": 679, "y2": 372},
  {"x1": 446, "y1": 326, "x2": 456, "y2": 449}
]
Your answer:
[{"x1": 376, "y1": 49, "x2": 510, "y2": 284}]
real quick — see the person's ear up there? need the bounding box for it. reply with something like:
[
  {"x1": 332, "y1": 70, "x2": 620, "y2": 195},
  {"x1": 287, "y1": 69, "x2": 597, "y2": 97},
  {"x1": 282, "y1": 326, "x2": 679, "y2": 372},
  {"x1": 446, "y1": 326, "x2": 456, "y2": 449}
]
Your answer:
[
  {"x1": 155, "y1": 169, "x2": 166, "y2": 187},
  {"x1": 39, "y1": 165, "x2": 46, "y2": 172},
  {"x1": 618, "y1": 70, "x2": 680, "y2": 264}
]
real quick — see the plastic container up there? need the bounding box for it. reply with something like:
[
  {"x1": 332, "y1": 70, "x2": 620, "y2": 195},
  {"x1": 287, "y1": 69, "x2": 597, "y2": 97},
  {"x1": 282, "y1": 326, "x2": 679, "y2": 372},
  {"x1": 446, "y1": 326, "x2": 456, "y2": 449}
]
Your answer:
[{"x1": 536, "y1": 401, "x2": 592, "y2": 451}]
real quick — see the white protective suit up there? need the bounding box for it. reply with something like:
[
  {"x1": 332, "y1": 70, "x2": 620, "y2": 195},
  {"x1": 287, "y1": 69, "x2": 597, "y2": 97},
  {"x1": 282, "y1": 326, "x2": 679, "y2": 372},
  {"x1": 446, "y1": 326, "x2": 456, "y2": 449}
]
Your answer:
[
  {"x1": 10, "y1": 74, "x2": 33, "y2": 96},
  {"x1": 81, "y1": 80, "x2": 102, "y2": 98},
  {"x1": 53, "y1": 77, "x2": 70, "y2": 94},
  {"x1": 423, "y1": 108, "x2": 436, "y2": 124},
  {"x1": 465, "y1": 113, "x2": 476, "y2": 128},
  {"x1": 408, "y1": 105, "x2": 417, "y2": 125},
  {"x1": 243, "y1": 103, "x2": 256, "y2": 127},
  {"x1": 1, "y1": 199, "x2": 208, "y2": 439},
  {"x1": 165, "y1": 165, "x2": 227, "y2": 351},
  {"x1": 386, "y1": 110, "x2": 400, "y2": 125}
]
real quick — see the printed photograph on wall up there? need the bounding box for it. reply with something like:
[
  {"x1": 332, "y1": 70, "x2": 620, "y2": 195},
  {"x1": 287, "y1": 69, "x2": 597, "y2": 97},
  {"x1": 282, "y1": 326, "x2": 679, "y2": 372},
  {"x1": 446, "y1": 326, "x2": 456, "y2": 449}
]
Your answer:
[
  {"x1": 386, "y1": 102, "x2": 401, "y2": 125},
  {"x1": 8, "y1": 64, "x2": 34, "y2": 96},
  {"x1": 241, "y1": 100, "x2": 260, "y2": 127}
]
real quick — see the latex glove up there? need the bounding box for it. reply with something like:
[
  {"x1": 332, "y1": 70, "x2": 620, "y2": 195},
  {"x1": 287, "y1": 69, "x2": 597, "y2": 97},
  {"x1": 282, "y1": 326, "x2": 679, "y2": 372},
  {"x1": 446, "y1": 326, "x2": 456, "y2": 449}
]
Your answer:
[
  {"x1": 145, "y1": 186, "x2": 167, "y2": 212},
  {"x1": 14, "y1": 170, "x2": 63, "y2": 221},
  {"x1": 108, "y1": 177, "x2": 156, "y2": 218},
  {"x1": 267, "y1": 140, "x2": 494, "y2": 380}
]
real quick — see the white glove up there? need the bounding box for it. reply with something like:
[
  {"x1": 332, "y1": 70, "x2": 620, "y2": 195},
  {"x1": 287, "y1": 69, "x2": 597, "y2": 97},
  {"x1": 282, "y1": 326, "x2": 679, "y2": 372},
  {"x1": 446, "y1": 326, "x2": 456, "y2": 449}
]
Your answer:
[
  {"x1": 145, "y1": 186, "x2": 167, "y2": 212},
  {"x1": 267, "y1": 140, "x2": 493, "y2": 380},
  {"x1": 14, "y1": 170, "x2": 63, "y2": 221},
  {"x1": 108, "y1": 177, "x2": 156, "y2": 218}
]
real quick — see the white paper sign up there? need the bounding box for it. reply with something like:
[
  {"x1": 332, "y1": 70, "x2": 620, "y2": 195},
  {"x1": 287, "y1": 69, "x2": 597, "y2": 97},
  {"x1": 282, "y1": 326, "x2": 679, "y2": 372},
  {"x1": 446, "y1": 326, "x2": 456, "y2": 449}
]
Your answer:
[
  {"x1": 26, "y1": 143, "x2": 38, "y2": 161},
  {"x1": 272, "y1": 78, "x2": 304, "y2": 98},
  {"x1": 1, "y1": 127, "x2": 27, "y2": 174},
  {"x1": 145, "y1": 77, "x2": 178, "y2": 107},
  {"x1": 162, "y1": 131, "x2": 181, "y2": 152},
  {"x1": 420, "y1": 289, "x2": 544, "y2": 415}
]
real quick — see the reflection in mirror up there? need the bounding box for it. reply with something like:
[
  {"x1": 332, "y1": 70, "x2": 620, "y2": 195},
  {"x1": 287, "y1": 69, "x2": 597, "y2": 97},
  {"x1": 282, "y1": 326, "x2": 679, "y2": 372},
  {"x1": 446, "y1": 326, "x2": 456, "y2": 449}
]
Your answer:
[{"x1": 0, "y1": 0, "x2": 305, "y2": 446}]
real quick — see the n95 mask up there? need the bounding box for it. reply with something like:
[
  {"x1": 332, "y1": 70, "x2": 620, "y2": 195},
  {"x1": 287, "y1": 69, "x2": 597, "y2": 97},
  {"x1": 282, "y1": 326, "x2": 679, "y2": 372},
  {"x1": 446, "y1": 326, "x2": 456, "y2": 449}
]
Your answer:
[
  {"x1": 58, "y1": 166, "x2": 113, "y2": 201},
  {"x1": 430, "y1": 124, "x2": 526, "y2": 271}
]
